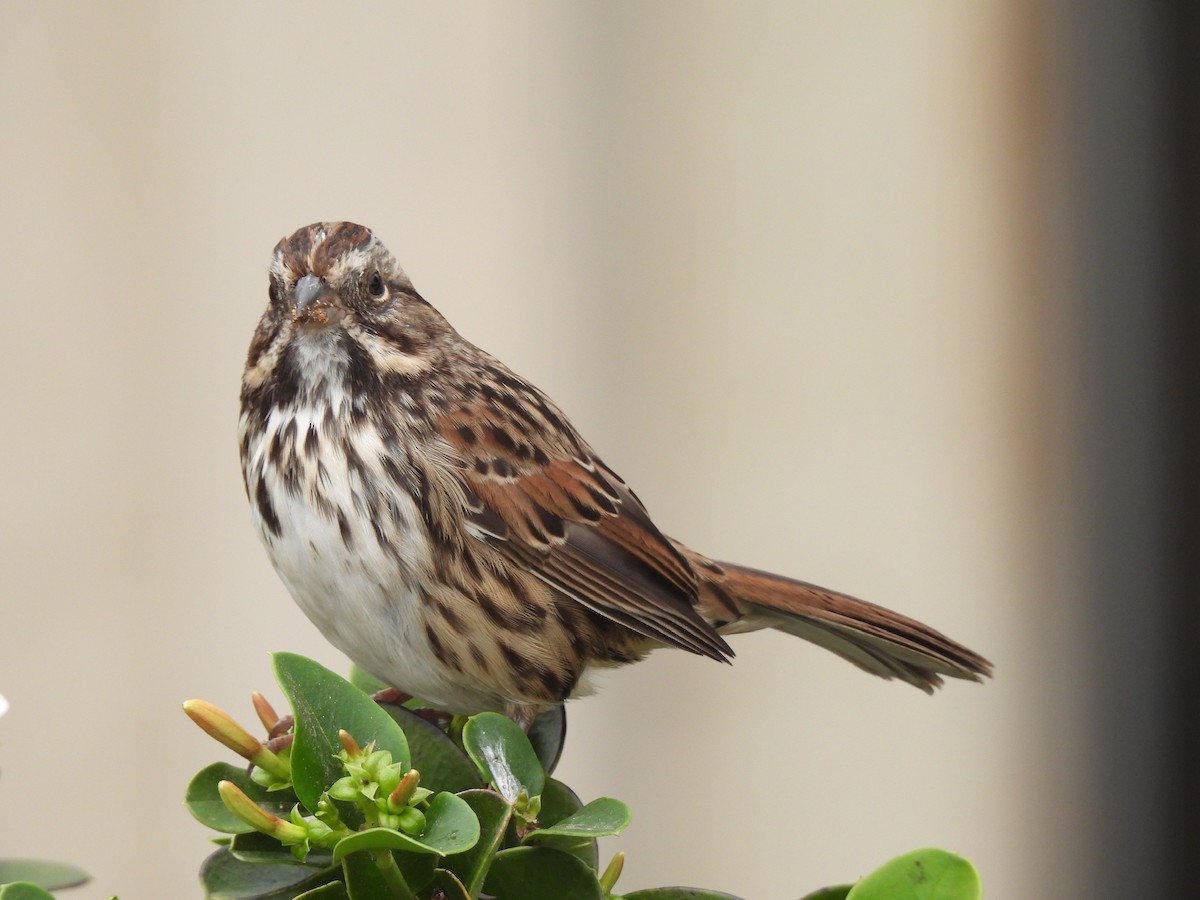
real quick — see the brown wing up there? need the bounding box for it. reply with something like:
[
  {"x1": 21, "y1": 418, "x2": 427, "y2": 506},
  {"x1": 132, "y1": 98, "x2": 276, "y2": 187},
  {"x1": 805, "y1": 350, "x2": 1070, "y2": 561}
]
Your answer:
[{"x1": 436, "y1": 383, "x2": 732, "y2": 662}]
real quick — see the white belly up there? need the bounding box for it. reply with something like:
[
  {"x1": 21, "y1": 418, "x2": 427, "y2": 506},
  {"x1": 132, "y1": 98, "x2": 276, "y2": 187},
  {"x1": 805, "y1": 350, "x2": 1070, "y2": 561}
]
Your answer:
[{"x1": 242, "y1": 402, "x2": 493, "y2": 711}]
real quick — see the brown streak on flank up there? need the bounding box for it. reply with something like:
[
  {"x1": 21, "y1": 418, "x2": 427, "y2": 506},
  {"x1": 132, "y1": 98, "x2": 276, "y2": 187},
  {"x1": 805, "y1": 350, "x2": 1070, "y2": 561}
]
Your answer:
[
  {"x1": 537, "y1": 665, "x2": 570, "y2": 701},
  {"x1": 424, "y1": 620, "x2": 457, "y2": 670},
  {"x1": 337, "y1": 509, "x2": 353, "y2": 548},
  {"x1": 433, "y1": 595, "x2": 465, "y2": 634},
  {"x1": 381, "y1": 456, "x2": 409, "y2": 491},
  {"x1": 468, "y1": 641, "x2": 488, "y2": 670},
  {"x1": 268, "y1": 429, "x2": 284, "y2": 465},
  {"x1": 255, "y1": 478, "x2": 281, "y2": 536},
  {"x1": 498, "y1": 641, "x2": 532, "y2": 678},
  {"x1": 474, "y1": 588, "x2": 521, "y2": 631}
]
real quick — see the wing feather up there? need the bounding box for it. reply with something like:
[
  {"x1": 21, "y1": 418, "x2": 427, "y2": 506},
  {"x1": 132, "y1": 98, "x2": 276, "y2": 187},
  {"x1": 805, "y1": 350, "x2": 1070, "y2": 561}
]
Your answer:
[{"x1": 438, "y1": 393, "x2": 732, "y2": 662}]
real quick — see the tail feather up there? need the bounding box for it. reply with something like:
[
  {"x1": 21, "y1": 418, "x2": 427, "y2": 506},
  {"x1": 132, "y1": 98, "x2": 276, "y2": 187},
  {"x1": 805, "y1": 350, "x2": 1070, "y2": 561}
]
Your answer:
[{"x1": 700, "y1": 560, "x2": 992, "y2": 692}]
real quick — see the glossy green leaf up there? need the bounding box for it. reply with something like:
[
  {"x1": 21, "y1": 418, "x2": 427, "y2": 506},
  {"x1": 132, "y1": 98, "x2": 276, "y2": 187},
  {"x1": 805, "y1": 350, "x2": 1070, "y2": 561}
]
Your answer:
[
  {"x1": 199, "y1": 845, "x2": 336, "y2": 899},
  {"x1": 382, "y1": 704, "x2": 482, "y2": 794},
  {"x1": 442, "y1": 789, "x2": 512, "y2": 895},
  {"x1": 847, "y1": 849, "x2": 982, "y2": 900},
  {"x1": 0, "y1": 860, "x2": 89, "y2": 891},
  {"x1": 484, "y1": 846, "x2": 604, "y2": 900},
  {"x1": 526, "y1": 705, "x2": 567, "y2": 776},
  {"x1": 272, "y1": 653, "x2": 410, "y2": 814},
  {"x1": 524, "y1": 797, "x2": 630, "y2": 844},
  {"x1": 333, "y1": 826, "x2": 442, "y2": 861},
  {"x1": 623, "y1": 891, "x2": 746, "y2": 900},
  {"x1": 420, "y1": 790, "x2": 482, "y2": 854},
  {"x1": 0, "y1": 885, "x2": 56, "y2": 900},
  {"x1": 798, "y1": 888, "x2": 852, "y2": 900},
  {"x1": 537, "y1": 779, "x2": 596, "y2": 869},
  {"x1": 461, "y1": 713, "x2": 544, "y2": 803},
  {"x1": 332, "y1": 792, "x2": 478, "y2": 862},
  {"x1": 187, "y1": 762, "x2": 297, "y2": 834}
]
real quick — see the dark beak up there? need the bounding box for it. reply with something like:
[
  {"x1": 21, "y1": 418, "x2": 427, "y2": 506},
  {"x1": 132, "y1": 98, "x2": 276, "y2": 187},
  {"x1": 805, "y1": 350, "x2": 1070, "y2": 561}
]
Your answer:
[{"x1": 292, "y1": 274, "x2": 329, "y2": 314}]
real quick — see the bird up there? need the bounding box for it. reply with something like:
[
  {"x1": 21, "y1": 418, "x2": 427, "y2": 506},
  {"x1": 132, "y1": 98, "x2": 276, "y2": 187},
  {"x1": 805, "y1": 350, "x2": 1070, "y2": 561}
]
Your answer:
[{"x1": 239, "y1": 222, "x2": 991, "y2": 723}]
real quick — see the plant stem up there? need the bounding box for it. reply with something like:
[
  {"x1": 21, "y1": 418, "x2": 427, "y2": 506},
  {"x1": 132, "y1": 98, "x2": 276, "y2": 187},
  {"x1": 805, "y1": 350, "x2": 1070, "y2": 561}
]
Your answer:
[{"x1": 370, "y1": 849, "x2": 414, "y2": 900}]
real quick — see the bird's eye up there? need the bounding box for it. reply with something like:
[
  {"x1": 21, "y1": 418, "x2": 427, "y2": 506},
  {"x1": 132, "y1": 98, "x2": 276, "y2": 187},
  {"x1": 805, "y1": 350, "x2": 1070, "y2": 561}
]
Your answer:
[{"x1": 367, "y1": 271, "x2": 386, "y2": 299}]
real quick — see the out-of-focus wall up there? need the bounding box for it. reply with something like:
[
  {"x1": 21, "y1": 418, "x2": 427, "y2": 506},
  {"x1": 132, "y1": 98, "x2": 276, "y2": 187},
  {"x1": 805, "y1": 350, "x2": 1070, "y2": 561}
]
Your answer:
[{"x1": 0, "y1": 4, "x2": 1082, "y2": 897}]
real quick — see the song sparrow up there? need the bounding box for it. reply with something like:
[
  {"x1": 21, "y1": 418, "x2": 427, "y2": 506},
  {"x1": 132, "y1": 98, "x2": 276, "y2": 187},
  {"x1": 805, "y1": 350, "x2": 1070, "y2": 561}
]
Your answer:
[{"x1": 240, "y1": 222, "x2": 991, "y2": 722}]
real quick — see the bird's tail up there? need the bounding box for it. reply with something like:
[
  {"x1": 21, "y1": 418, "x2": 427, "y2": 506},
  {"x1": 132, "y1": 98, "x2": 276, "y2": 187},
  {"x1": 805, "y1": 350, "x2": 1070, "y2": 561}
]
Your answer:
[{"x1": 691, "y1": 555, "x2": 992, "y2": 692}]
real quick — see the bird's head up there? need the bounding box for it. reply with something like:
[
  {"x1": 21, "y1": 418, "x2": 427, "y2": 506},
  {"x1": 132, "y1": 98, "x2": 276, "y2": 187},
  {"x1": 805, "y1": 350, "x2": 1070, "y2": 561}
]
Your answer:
[{"x1": 243, "y1": 222, "x2": 454, "y2": 404}]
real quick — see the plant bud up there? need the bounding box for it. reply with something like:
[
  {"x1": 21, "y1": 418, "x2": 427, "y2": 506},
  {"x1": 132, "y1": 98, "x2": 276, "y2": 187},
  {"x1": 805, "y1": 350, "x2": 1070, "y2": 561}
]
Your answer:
[{"x1": 218, "y1": 780, "x2": 307, "y2": 844}]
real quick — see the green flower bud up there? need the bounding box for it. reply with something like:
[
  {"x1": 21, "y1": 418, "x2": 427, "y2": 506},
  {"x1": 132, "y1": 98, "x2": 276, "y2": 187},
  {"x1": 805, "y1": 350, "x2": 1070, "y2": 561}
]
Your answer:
[
  {"x1": 599, "y1": 851, "x2": 625, "y2": 892},
  {"x1": 251, "y1": 692, "x2": 280, "y2": 732},
  {"x1": 328, "y1": 775, "x2": 362, "y2": 802},
  {"x1": 396, "y1": 806, "x2": 426, "y2": 835},
  {"x1": 218, "y1": 780, "x2": 307, "y2": 844},
  {"x1": 337, "y1": 729, "x2": 361, "y2": 757},
  {"x1": 183, "y1": 699, "x2": 291, "y2": 783},
  {"x1": 386, "y1": 769, "x2": 421, "y2": 812}
]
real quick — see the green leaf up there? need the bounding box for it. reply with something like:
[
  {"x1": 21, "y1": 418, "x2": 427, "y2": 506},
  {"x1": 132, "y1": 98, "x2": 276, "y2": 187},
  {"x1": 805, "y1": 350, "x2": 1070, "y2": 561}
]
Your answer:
[
  {"x1": 419, "y1": 791, "x2": 481, "y2": 855},
  {"x1": 537, "y1": 779, "x2": 596, "y2": 869},
  {"x1": 230, "y1": 832, "x2": 333, "y2": 868},
  {"x1": 798, "y1": 888, "x2": 852, "y2": 900},
  {"x1": 272, "y1": 652, "x2": 410, "y2": 814},
  {"x1": 0, "y1": 885, "x2": 56, "y2": 900},
  {"x1": 187, "y1": 762, "x2": 297, "y2": 834},
  {"x1": 382, "y1": 704, "x2": 482, "y2": 794},
  {"x1": 441, "y1": 789, "x2": 512, "y2": 895},
  {"x1": 340, "y1": 849, "x2": 439, "y2": 898},
  {"x1": 393, "y1": 852, "x2": 438, "y2": 893},
  {"x1": 294, "y1": 883, "x2": 349, "y2": 899},
  {"x1": 461, "y1": 713, "x2": 544, "y2": 803},
  {"x1": 332, "y1": 792, "x2": 478, "y2": 862},
  {"x1": 524, "y1": 797, "x2": 630, "y2": 845},
  {"x1": 333, "y1": 826, "x2": 443, "y2": 861},
  {"x1": 526, "y1": 705, "x2": 567, "y2": 776},
  {"x1": 623, "y1": 891, "x2": 747, "y2": 900},
  {"x1": 198, "y1": 845, "x2": 336, "y2": 899},
  {"x1": 0, "y1": 860, "x2": 89, "y2": 890},
  {"x1": 347, "y1": 664, "x2": 389, "y2": 695},
  {"x1": 484, "y1": 846, "x2": 604, "y2": 900},
  {"x1": 340, "y1": 850, "x2": 392, "y2": 900},
  {"x1": 846, "y1": 849, "x2": 982, "y2": 900}
]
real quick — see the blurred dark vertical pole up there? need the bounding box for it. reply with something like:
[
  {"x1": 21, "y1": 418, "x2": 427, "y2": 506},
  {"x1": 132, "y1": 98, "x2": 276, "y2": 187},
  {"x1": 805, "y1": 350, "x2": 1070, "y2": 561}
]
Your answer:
[
  {"x1": 1162, "y1": 1, "x2": 1200, "y2": 896},
  {"x1": 1067, "y1": 0, "x2": 1199, "y2": 896}
]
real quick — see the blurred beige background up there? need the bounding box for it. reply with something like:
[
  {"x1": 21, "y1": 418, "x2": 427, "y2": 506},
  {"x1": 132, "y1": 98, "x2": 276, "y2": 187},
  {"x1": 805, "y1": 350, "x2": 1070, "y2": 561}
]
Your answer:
[{"x1": 0, "y1": 4, "x2": 1087, "y2": 898}]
